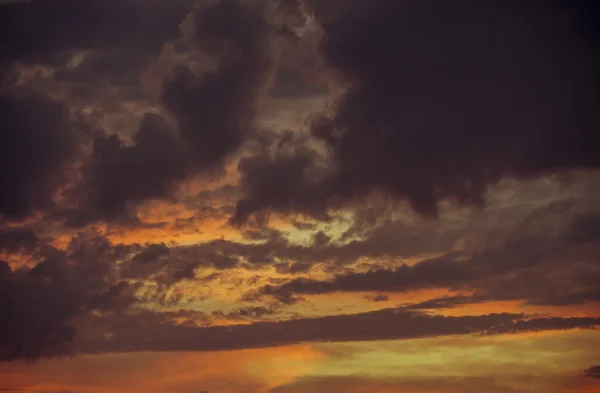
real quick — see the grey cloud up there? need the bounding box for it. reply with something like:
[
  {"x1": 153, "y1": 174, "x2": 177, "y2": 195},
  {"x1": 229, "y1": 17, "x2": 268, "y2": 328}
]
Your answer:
[
  {"x1": 583, "y1": 365, "x2": 600, "y2": 379},
  {"x1": 0, "y1": 228, "x2": 39, "y2": 253},
  {"x1": 568, "y1": 211, "x2": 600, "y2": 243},
  {"x1": 161, "y1": 0, "x2": 301, "y2": 170},
  {"x1": 197, "y1": 220, "x2": 437, "y2": 269},
  {"x1": 403, "y1": 281, "x2": 600, "y2": 311},
  {"x1": 234, "y1": 0, "x2": 600, "y2": 222},
  {"x1": 275, "y1": 262, "x2": 312, "y2": 275},
  {"x1": 119, "y1": 241, "x2": 240, "y2": 289},
  {"x1": 0, "y1": 234, "x2": 138, "y2": 361},
  {"x1": 0, "y1": 0, "x2": 192, "y2": 65},
  {"x1": 368, "y1": 293, "x2": 389, "y2": 302},
  {"x1": 232, "y1": 131, "x2": 333, "y2": 224},
  {"x1": 268, "y1": 65, "x2": 328, "y2": 98},
  {"x1": 131, "y1": 243, "x2": 171, "y2": 264},
  {"x1": 211, "y1": 305, "x2": 277, "y2": 322},
  {"x1": 78, "y1": 308, "x2": 599, "y2": 354},
  {"x1": 256, "y1": 205, "x2": 600, "y2": 305},
  {"x1": 0, "y1": 93, "x2": 79, "y2": 221},
  {"x1": 402, "y1": 295, "x2": 480, "y2": 311},
  {"x1": 65, "y1": 113, "x2": 188, "y2": 225},
  {"x1": 493, "y1": 317, "x2": 600, "y2": 335},
  {"x1": 260, "y1": 252, "x2": 473, "y2": 302},
  {"x1": 58, "y1": 0, "x2": 303, "y2": 225}
]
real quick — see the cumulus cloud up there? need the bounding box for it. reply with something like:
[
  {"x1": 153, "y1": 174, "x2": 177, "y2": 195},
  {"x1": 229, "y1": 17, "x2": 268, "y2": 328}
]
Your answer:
[
  {"x1": 65, "y1": 113, "x2": 188, "y2": 224},
  {"x1": 160, "y1": 0, "x2": 284, "y2": 171},
  {"x1": 0, "y1": 234, "x2": 139, "y2": 361},
  {"x1": 57, "y1": 0, "x2": 306, "y2": 224},
  {"x1": 0, "y1": 233, "x2": 222, "y2": 361},
  {"x1": 0, "y1": 93, "x2": 79, "y2": 220},
  {"x1": 234, "y1": 0, "x2": 600, "y2": 221}
]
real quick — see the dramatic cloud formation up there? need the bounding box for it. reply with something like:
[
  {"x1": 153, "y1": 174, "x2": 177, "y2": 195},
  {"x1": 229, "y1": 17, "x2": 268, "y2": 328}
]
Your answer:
[
  {"x1": 257, "y1": 204, "x2": 600, "y2": 306},
  {"x1": 57, "y1": 0, "x2": 303, "y2": 224},
  {"x1": 234, "y1": 0, "x2": 600, "y2": 221},
  {"x1": 161, "y1": 0, "x2": 279, "y2": 170},
  {"x1": 0, "y1": 1, "x2": 599, "y2": 392}
]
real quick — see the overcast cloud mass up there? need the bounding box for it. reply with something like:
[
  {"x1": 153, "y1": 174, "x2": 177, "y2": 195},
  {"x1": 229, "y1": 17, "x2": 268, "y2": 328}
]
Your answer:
[{"x1": 0, "y1": 1, "x2": 599, "y2": 392}]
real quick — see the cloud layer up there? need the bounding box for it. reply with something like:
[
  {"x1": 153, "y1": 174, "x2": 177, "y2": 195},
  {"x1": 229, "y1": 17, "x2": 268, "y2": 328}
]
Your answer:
[
  {"x1": 0, "y1": 6, "x2": 599, "y2": 392},
  {"x1": 234, "y1": 0, "x2": 600, "y2": 221}
]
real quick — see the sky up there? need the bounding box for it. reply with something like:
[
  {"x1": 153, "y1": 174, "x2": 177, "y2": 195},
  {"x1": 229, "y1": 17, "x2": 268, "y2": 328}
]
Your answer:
[{"x1": 0, "y1": 0, "x2": 599, "y2": 392}]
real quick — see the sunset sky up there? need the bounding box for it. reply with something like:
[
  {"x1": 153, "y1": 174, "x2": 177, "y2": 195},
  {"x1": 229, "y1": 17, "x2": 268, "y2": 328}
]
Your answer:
[{"x1": 1, "y1": 1, "x2": 600, "y2": 392}]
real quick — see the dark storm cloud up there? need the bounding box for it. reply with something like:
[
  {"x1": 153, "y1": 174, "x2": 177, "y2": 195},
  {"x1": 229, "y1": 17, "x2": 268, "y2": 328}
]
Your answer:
[
  {"x1": 0, "y1": 257, "x2": 80, "y2": 361},
  {"x1": 568, "y1": 211, "x2": 600, "y2": 243},
  {"x1": 232, "y1": 130, "x2": 333, "y2": 224},
  {"x1": 79, "y1": 308, "x2": 600, "y2": 354},
  {"x1": 0, "y1": 234, "x2": 139, "y2": 361},
  {"x1": 234, "y1": 0, "x2": 600, "y2": 221},
  {"x1": 268, "y1": 65, "x2": 328, "y2": 98},
  {"x1": 1, "y1": 0, "x2": 306, "y2": 226},
  {"x1": 160, "y1": 0, "x2": 286, "y2": 171},
  {"x1": 57, "y1": 0, "x2": 303, "y2": 224},
  {"x1": 52, "y1": 50, "x2": 155, "y2": 88},
  {"x1": 0, "y1": 228, "x2": 39, "y2": 253},
  {"x1": 0, "y1": 234, "x2": 241, "y2": 361},
  {"x1": 0, "y1": 93, "x2": 79, "y2": 220},
  {"x1": 0, "y1": 0, "x2": 192, "y2": 64},
  {"x1": 583, "y1": 365, "x2": 600, "y2": 379},
  {"x1": 65, "y1": 113, "x2": 188, "y2": 225}
]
